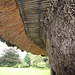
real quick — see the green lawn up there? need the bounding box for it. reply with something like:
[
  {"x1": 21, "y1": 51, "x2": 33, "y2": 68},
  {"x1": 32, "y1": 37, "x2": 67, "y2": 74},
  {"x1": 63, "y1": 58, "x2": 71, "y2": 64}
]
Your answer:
[{"x1": 0, "y1": 67, "x2": 50, "y2": 75}]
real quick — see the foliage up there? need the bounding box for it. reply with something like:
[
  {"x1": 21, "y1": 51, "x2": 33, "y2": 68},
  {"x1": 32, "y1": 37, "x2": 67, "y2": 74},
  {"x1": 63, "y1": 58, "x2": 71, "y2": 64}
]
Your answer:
[
  {"x1": 30, "y1": 54, "x2": 42, "y2": 67},
  {"x1": 43, "y1": 57, "x2": 50, "y2": 68},
  {"x1": 20, "y1": 63, "x2": 29, "y2": 68},
  {"x1": 28, "y1": 53, "x2": 50, "y2": 68},
  {"x1": 0, "y1": 48, "x2": 21, "y2": 67},
  {"x1": 37, "y1": 62, "x2": 46, "y2": 68},
  {"x1": 14, "y1": 62, "x2": 29, "y2": 68},
  {"x1": 24, "y1": 53, "x2": 30, "y2": 66},
  {"x1": 3, "y1": 65, "x2": 8, "y2": 67},
  {"x1": 13, "y1": 64, "x2": 20, "y2": 68}
]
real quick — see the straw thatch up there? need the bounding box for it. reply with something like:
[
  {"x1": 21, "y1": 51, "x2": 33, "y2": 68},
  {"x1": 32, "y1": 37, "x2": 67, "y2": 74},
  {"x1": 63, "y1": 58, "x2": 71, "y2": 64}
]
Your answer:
[
  {"x1": 16, "y1": 0, "x2": 50, "y2": 50},
  {"x1": 0, "y1": 0, "x2": 47, "y2": 55}
]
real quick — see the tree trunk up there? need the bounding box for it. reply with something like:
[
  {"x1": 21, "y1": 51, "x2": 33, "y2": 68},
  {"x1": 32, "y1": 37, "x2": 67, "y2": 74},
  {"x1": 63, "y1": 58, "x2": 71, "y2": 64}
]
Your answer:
[{"x1": 45, "y1": 0, "x2": 75, "y2": 75}]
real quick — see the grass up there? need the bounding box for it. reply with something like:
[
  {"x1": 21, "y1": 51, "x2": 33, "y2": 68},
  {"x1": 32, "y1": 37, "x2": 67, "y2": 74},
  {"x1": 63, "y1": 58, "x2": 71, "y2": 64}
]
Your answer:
[{"x1": 0, "y1": 67, "x2": 50, "y2": 75}]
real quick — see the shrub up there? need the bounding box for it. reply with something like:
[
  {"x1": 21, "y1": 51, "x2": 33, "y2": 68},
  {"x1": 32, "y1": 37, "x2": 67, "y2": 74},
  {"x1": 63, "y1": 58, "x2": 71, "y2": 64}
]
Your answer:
[
  {"x1": 3, "y1": 65, "x2": 8, "y2": 67},
  {"x1": 37, "y1": 62, "x2": 46, "y2": 68},
  {"x1": 14, "y1": 62, "x2": 29, "y2": 68},
  {"x1": 20, "y1": 63, "x2": 29, "y2": 68},
  {"x1": 30, "y1": 62, "x2": 37, "y2": 67},
  {"x1": 13, "y1": 64, "x2": 20, "y2": 68}
]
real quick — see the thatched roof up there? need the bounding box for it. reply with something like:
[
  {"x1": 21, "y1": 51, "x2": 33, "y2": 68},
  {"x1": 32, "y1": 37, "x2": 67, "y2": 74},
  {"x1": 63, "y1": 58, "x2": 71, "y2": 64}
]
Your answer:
[
  {"x1": 0, "y1": 0, "x2": 49, "y2": 55},
  {"x1": 17, "y1": 0, "x2": 50, "y2": 50}
]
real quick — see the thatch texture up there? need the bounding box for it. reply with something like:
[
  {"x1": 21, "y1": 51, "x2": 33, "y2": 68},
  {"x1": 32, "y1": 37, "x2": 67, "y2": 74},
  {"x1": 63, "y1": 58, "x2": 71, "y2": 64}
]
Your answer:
[
  {"x1": 0, "y1": 0, "x2": 47, "y2": 55},
  {"x1": 17, "y1": 0, "x2": 50, "y2": 50}
]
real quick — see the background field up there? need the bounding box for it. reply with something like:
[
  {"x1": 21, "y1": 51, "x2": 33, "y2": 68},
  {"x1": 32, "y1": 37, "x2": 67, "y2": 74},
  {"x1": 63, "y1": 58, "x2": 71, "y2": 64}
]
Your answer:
[{"x1": 0, "y1": 67, "x2": 50, "y2": 75}]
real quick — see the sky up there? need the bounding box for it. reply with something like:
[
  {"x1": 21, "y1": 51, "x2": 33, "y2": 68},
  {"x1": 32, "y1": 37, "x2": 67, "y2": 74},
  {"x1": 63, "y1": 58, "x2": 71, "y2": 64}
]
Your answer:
[{"x1": 0, "y1": 41, "x2": 26, "y2": 58}]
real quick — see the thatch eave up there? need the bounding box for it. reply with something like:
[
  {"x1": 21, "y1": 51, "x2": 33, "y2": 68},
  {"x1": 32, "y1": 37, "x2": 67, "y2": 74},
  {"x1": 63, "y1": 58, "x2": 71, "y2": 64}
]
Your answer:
[{"x1": 0, "y1": 0, "x2": 47, "y2": 56}]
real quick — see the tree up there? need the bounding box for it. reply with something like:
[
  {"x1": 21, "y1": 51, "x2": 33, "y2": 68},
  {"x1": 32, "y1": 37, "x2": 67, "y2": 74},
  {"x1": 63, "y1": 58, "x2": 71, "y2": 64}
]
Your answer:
[
  {"x1": 29, "y1": 53, "x2": 49, "y2": 68},
  {"x1": 46, "y1": 0, "x2": 75, "y2": 75},
  {"x1": 0, "y1": 48, "x2": 21, "y2": 67},
  {"x1": 24, "y1": 53, "x2": 30, "y2": 66},
  {"x1": 29, "y1": 54, "x2": 42, "y2": 67}
]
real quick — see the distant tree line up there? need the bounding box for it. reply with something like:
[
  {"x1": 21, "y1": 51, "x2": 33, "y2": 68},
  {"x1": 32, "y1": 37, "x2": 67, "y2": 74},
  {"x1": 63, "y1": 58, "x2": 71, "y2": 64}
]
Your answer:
[{"x1": 0, "y1": 48, "x2": 49, "y2": 68}]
